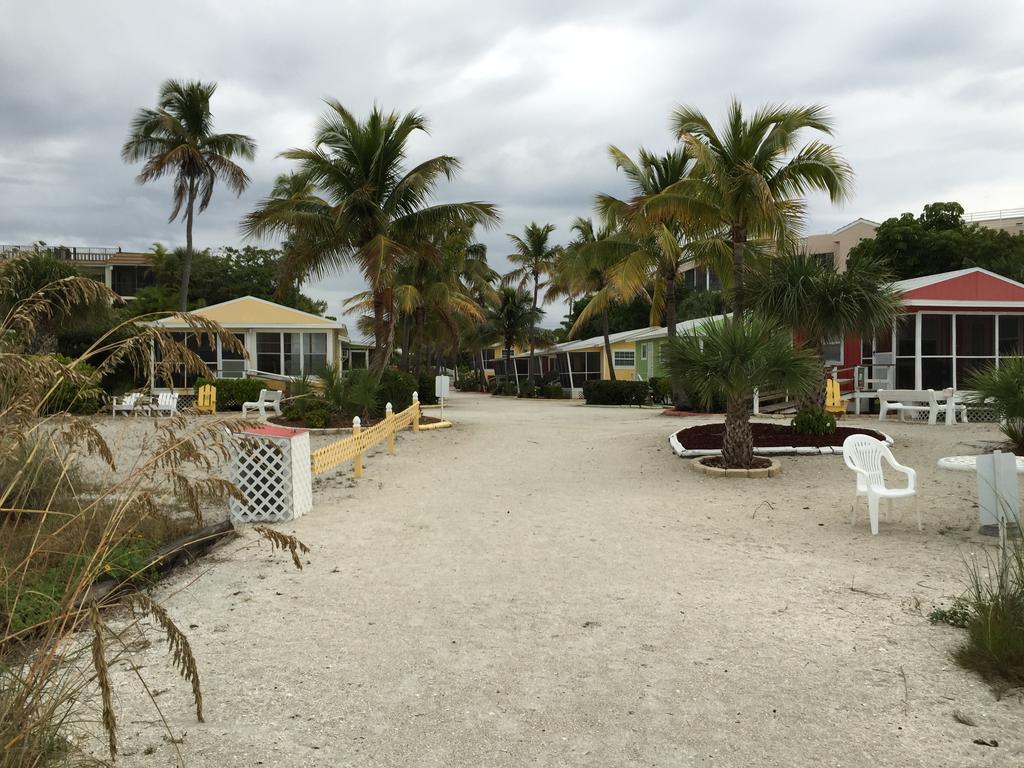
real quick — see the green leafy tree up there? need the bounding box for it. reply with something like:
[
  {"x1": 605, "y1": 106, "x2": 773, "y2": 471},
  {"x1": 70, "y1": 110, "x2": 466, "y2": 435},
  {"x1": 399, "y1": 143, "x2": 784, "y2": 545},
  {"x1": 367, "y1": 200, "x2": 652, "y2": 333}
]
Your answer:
[
  {"x1": 848, "y1": 202, "x2": 1024, "y2": 281},
  {"x1": 664, "y1": 316, "x2": 820, "y2": 469},
  {"x1": 122, "y1": 79, "x2": 256, "y2": 310},
  {"x1": 647, "y1": 100, "x2": 853, "y2": 314},
  {"x1": 506, "y1": 223, "x2": 561, "y2": 382},
  {"x1": 243, "y1": 102, "x2": 499, "y2": 377},
  {"x1": 747, "y1": 250, "x2": 902, "y2": 404},
  {"x1": 486, "y1": 286, "x2": 543, "y2": 389}
]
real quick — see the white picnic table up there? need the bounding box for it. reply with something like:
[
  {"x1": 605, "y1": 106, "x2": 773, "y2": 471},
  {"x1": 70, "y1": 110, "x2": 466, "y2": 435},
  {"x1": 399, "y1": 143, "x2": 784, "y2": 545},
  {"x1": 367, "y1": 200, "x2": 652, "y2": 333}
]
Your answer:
[{"x1": 937, "y1": 452, "x2": 1023, "y2": 535}]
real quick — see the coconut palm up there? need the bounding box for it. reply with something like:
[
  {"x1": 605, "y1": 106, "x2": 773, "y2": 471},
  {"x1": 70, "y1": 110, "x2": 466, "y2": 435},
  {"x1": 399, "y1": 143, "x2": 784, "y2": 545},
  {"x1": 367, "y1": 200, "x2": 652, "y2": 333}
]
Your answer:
[
  {"x1": 664, "y1": 315, "x2": 820, "y2": 469},
  {"x1": 242, "y1": 102, "x2": 499, "y2": 376},
  {"x1": 122, "y1": 79, "x2": 256, "y2": 310},
  {"x1": 645, "y1": 100, "x2": 853, "y2": 314},
  {"x1": 746, "y1": 250, "x2": 902, "y2": 405},
  {"x1": 487, "y1": 286, "x2": 543, "y2": 390},
  {"x1": 550, "y1": 217, "x2": 632, "y2": 380},
  {"x1": 505, "y1": 223, "x2": 560, "y2": 382}
]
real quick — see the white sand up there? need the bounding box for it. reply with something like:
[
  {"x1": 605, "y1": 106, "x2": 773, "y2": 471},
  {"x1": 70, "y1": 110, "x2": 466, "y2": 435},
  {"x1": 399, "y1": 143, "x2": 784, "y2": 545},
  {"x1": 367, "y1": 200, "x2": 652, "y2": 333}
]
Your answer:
[{"x1": 91, "y1": 393, "x2": 1024, "y2": 766}]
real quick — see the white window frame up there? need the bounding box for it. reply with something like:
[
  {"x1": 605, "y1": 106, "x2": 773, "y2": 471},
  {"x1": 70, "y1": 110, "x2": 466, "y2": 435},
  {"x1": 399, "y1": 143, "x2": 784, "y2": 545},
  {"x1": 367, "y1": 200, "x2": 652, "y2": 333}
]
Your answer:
[{"x1": 613, "y1": 349, "x2": 635, "y2": 368}]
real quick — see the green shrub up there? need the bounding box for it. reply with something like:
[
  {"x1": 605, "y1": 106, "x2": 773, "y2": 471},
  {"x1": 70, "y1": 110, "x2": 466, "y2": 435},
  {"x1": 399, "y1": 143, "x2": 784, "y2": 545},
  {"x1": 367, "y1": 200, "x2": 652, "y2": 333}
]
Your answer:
[
  {"x1": 948, "y1": 539, "x2": 1024, "y2": 685},
  {"x1": 46, "y1": 356, "x2": 102, "y2": 415},
  {"x1": 500, "y1": 380, "x2": 517, "y2": 397},
  {"x1": 540, "y1": 383, "x2": 563, "y2": 399},
  {"x1": 790, "y1": 406, "x2": 837, "y2": 435},
  {"x1": 417, "y1": 375, "x2": 439, "y2": 405},
  {"x1": 303, "y1": 409, "x2": 329, "y2": 429},
  {"x1": 929, "y1": 602, "x2": 971, "y2": 629},
  {"x1": 648, "y1": 376, "x2": 673, "y2": 405},
  {"x1": 517, "y1": 381, "x2": 537, "y2": 398},
  {"x1": 582, "y1": 380, "x2": 649, "y2": 406},
  {"x1": 965, "y1": 358, "x2": 1024, "y2": 452},
  {"x1": 377, "y1": 368, "x2": 416, "y2": 412},
  {"x1": 194, "y1": 377, "x2": 266, "y2": 410},
  {"x1": 455, "y1": 370, "x2": 481, "y2": 391}
]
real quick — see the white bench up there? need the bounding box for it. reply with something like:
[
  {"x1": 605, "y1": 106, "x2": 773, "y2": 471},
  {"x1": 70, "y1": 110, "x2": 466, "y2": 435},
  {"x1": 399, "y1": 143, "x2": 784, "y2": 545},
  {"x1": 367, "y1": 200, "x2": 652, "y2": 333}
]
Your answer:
[
  {"x1": 242, "y1": 389, "x2": 283, "y2": 417},
  {"x1": 878, "y1": 389, "x2": 967, "y2": 426}
]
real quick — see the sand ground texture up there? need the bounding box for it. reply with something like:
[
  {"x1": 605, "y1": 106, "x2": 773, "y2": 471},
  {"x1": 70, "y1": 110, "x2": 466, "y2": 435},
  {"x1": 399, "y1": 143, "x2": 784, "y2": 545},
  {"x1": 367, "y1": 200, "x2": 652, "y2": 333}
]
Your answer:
[{"x1": 93, "y1": 393, "x2": 1024, "y2": 767}]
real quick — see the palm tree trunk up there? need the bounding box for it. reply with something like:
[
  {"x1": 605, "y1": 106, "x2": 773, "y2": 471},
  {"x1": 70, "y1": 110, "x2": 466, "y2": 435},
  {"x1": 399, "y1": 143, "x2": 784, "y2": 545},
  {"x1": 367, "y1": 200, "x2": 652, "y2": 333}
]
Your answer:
[
  {"x1": 665, "y1": 269, "x2": 686, "y2": 409},
  {"x1": 477, "y1": 350, "x2": 487, "y2": 392},
  {"x1": 602, "y1": 310, "x2": 616, "y2": 382},
  {"x1": 722, "y1": 396, "x2": 754, "y2": 469},
  {"x1": 528, "y1": 279, "x2": 539, "y2": 383},
  {"x1": 414, "y1": 307, "x2": 426, "y2": 376},
  {"x1": 370, "y1": 294, "x2": 388, "y2": 378},
  {"x1": 178, "y1": 182, "x2": 197, "y2": 311},
  {"x1": 730, "y1": 224, "x2": 747, "y2": 316}
]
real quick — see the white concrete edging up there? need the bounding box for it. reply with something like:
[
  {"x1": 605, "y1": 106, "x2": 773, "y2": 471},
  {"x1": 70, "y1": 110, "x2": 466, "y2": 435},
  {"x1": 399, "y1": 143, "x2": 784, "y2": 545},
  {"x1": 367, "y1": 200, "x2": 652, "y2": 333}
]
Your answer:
[{"x1": 668, "y1": 429, "x2": 894, "y2": 458}]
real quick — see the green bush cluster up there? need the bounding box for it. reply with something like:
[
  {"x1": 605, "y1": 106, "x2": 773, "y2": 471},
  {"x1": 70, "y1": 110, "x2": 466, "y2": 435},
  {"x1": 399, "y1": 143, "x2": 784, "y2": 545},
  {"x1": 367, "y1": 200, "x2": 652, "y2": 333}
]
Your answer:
[
  {"x1": 647, "y1": 376, "x2": 673, "y2": 405},
  {"x1": 517, "y1": 381, "x2": 537, "y2": 398},
  {"x1": 193, "y1": 377, "x2": 266, "y2": 410},
  {"x1": 540, "y1": 383, "x2": 563, "y2": 399},
  {"x1": 790, "y1": 406, "x2": 837, "y2": 435},
  {"x1": 46, "y1": 356, "x2": 103, "y2": 415},
  {"x1": 455, "y1": 370, "x2": 482, "y2": 391},
  {"x1": 582, "y1": 380, "x2": 649, "y2": 406},
  {"x1": 377, "y1": 368, "x2": 417, "y2": 412},
  {"x1": 417, "y1": 375, "x2": 439, "y2": 405}
]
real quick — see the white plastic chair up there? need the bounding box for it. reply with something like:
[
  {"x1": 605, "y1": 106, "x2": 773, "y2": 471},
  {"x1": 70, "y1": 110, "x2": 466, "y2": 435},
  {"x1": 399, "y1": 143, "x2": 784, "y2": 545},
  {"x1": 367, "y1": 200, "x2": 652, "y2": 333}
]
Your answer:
[
  {"x1": 111, "y1": 392, "x2": 142, "y2": 416},
  {"x1": 147, "y1": 392, "x2": 179, "y2": 417},
  {"x1": 841, "y1": 434, "x2": 920, "y2": 534},
  {"x1": 241, "y1": 389, "x2": 283, "y2": 417}
]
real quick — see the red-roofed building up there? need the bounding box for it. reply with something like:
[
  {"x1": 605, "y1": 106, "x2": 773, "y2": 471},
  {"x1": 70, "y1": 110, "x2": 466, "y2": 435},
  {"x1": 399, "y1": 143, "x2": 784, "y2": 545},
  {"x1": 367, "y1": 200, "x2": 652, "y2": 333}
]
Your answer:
[{"x1": 839, "y1": 268, "x2": 1024, "y2": 395}]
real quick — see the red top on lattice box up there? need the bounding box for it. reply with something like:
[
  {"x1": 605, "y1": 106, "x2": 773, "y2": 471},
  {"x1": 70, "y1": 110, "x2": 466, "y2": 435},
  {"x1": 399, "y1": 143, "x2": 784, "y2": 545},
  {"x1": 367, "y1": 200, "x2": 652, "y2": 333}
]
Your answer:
[{"x1": 235, "y1": 425, "x2": 308, "y2": 438}]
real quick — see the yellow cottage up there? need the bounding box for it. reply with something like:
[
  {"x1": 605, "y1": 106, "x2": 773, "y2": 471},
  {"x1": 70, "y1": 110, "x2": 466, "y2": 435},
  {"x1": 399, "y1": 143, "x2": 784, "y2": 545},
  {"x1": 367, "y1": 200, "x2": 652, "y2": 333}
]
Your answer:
[{"x1": 150, "y1": 296, "x2": 354, "y2": 391}]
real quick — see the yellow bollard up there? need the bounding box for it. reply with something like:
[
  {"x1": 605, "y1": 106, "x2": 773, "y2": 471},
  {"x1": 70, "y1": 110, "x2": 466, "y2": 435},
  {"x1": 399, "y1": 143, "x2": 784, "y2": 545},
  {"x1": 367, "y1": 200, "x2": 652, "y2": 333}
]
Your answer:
[
  {"x1": 412, "y1": 391, "x2": 420, "y2": 432},
  {"x1": 386, "y1": 402, "x2": 395, "y2": 455},
  {"x1": 352, "y1": 416, "x2": 363, "y2": 479}
]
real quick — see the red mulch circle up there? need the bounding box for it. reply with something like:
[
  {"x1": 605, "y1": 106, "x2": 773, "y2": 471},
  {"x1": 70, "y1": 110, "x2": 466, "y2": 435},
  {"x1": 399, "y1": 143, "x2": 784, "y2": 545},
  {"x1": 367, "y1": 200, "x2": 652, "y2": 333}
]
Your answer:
[{"x1": 675, "y1": 422, "x2": 887, "y2": 450}]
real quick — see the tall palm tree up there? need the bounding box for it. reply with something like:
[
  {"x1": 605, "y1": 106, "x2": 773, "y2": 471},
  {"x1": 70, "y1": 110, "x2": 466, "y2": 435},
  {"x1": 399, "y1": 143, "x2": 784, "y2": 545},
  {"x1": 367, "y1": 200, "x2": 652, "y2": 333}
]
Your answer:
[
  {"x1": 506, "y1": 223, "x2": 560, "y2": 382},
  {"x1": 652, "y1": 99, "x2": 853, "y2": 315},
  {"x1": 487, "y1": 286, "x2": 543, "y2": 390},
  {"x1": 746, "y1": 250, "x2": 902, "y2": 405},
  {"x1": 550, "y1": 216, "x2": 631, "y2": 380},
  {"x1": 664, "y1": 316, "x2": 820, "y2": 469},
  {"x1": 242, "y1": 102, "x2": 499, "y2": 376},
  {"x1": 122, "y1": 79, "x2": 256, "y2": 310}
]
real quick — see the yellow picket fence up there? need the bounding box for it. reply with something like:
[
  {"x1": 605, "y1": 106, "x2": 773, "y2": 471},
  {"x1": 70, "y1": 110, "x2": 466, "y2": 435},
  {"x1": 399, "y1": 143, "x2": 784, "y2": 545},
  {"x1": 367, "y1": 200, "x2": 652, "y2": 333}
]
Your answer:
[{"x1": 310, "y1": 396, "x2": 421, "y2": 477}]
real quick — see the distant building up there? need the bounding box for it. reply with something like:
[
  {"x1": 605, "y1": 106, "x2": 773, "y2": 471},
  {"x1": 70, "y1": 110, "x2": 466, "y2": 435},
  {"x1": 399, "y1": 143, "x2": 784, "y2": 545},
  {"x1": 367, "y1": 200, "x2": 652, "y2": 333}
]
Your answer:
[
  {"x1": 801, "y1": 218, "x2": 880, "y2": 272},
  {"x1": 0, "y1": 244, "x2": 154, "y2": 299},
  {"x1": 964, "y1": 207, "x2": 1024, "y2": 235}
]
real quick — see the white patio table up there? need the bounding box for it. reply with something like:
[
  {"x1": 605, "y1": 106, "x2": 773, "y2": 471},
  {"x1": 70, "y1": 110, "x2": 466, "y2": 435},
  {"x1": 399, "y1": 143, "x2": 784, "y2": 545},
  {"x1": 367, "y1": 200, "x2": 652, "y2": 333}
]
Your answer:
[{"x1": 937, "y1": 453, "x2": 1023, "y2": 536}]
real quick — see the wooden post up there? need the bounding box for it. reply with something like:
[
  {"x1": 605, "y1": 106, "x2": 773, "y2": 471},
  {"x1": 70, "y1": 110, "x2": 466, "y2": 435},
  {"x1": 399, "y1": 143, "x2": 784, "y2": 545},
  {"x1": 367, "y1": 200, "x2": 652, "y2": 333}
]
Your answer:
[
  {"x1": 352, "y1": 416, "x2": 363, "y2": 479},
  {"x1": 412, "y1": 391, "x2": 420, "y2": 432},
  {"x1": 386, "y1": 402, "x2": 395, "y2": 455}
]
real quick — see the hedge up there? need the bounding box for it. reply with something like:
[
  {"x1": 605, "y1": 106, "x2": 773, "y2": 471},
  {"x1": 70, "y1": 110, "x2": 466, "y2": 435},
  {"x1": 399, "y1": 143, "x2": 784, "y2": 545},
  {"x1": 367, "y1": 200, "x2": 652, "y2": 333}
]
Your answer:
[
  {"x1": 194, "y1": 378, "x2": 266, "y2": 410},
  {"x1": 582, "y1": 379, "x2": 650, "y2": 406}
]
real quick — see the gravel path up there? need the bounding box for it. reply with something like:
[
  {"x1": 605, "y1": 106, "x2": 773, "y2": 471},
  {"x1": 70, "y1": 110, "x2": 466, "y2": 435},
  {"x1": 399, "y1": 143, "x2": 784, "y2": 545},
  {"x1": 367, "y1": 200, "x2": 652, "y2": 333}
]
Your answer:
[{"x1": 97, "y1": 393, "x2": 1024, "y2": 767}]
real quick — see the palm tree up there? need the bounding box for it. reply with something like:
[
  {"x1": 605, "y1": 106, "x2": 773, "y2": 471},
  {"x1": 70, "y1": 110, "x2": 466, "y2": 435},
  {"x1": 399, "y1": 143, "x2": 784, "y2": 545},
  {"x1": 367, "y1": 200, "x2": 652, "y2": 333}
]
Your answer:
[
  {"x1": 487, "y1": 286, "x2": 543, "y2": 391},
  {"x1": 746, "y1": 250, "x2": 902, "y2": 405},
  {"x1": 122, "y1": 79, "x2": 256, "y2": 310},
  {"x1": 242, "y1": 102, "x2": 499, "y2": 377},
  {"x1": 550, "y1": 216, "x2": 631, "y2": 380},
  {"x1": 664, "y1": 316, "x2": 820, "y2": 469},
  {"x1": 647, "y1": 99, "x2": 853, "y2": 315},
  {"x1": 506, "y1": 223, "x2": 560, "y2": 383}
]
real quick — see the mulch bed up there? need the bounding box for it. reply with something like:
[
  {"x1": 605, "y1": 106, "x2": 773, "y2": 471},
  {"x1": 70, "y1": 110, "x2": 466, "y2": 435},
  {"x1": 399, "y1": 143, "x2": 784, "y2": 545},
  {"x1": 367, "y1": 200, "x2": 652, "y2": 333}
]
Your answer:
[
  {"x1": 675, "y1": 422, "x2": 888, "y2": 450},
  {"x1": 699, "y1": 455, "x2": 773, "y2": 470},
  {"x1": 270, "y1": 414, "x2": 442, "y2": 429}
]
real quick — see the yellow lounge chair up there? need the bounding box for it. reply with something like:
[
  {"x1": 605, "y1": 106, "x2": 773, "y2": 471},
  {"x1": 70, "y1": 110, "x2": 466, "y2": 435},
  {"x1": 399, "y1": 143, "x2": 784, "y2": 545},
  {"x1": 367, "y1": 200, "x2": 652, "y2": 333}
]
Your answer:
[
  {"x1": 196, "y1": 383, "x2": 217, "y2": 415},
  {"x1": 825, "y1": 378, "x2": 848, "y2": 419}
]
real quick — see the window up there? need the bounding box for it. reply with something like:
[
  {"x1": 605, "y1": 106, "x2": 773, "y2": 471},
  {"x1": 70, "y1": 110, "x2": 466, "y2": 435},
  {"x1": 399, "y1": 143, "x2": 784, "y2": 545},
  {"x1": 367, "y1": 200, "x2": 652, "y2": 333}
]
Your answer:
[
  {"x1": 303, "y1": 333, "x2": 328, "y2": 375},
  {"x1": 283, "y1": 333, "x2": 302, "y2": 376},
  {"x1": 821, "y1": 337, "x2": 843, "y2": 366},
  {"x1": 348, "y1": 349, "x2": 368, "y2": 370},
  {"x1": 256, "y1": 333, "x2": 281, "y2": 375},
  {"x1": 220, "y1": 334, "x2": 246, "y2": 378},
  {"x1": 556, "y1": 351, "x2": 601, "y2": 388},
  {"x1": 613, "y1": 350, "x2": 635, "y2": 368},
  {"x1": 640, "y1": 344, "x2": 648, "y2": 360},
  {"x1": 811, "y1": 252, "x2": 835, "y2": 269}
]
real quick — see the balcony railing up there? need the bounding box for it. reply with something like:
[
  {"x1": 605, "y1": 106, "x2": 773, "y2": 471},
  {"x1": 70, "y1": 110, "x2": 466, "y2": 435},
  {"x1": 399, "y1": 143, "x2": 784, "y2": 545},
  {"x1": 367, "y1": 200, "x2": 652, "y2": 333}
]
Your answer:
[{"x1": 0, "y1": 244, "x2": 122, "y2": 262}]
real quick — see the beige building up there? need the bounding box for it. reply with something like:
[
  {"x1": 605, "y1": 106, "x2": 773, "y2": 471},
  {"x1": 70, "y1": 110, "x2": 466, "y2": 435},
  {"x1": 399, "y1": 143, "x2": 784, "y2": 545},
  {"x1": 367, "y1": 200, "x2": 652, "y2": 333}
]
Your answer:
[
  {"x1": 0, "y1": 244, "x2": 154, "y2": 298},
  {"x1": 965, "y1": 207, "x2": 1024, "y2": 235},
  {"x1": 801, "y1": 218, "x2": 879, "y2": 272}
]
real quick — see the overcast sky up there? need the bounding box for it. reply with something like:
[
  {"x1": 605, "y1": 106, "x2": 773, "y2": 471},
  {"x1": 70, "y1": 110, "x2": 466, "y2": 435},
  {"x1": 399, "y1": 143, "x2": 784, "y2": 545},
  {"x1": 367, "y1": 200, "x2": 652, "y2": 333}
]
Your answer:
[{"x1": 2, "y1": 0, "x2": 1022, "y2": 327}]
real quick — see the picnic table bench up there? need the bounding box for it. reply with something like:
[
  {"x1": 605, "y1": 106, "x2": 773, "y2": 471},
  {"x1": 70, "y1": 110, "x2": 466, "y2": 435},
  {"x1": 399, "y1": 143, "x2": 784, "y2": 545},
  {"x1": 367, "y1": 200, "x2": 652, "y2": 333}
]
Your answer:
[{"x1": 878, "y1": 388, "x2": 967, "y2": 426}]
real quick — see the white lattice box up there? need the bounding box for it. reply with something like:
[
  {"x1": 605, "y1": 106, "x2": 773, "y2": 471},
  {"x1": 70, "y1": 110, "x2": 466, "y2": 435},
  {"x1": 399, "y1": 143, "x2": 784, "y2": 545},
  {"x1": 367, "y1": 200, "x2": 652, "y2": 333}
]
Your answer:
[{"x1": 229, "y1": 425, "x2": 312, "y2": 524}]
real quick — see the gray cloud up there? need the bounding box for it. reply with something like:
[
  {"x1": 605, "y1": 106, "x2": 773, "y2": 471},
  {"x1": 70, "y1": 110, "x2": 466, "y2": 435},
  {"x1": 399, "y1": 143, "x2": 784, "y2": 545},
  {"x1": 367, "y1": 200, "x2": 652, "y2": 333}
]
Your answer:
[{"x1": 2, "y1": 0, "x2": 1023, "y2": 328}]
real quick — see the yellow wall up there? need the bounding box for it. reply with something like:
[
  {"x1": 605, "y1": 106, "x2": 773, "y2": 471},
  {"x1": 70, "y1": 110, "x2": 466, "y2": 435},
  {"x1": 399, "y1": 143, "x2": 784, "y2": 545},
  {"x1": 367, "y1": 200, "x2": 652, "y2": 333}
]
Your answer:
[{"x1": 187, "y1": 297, "x2": 339, "y2": 327}]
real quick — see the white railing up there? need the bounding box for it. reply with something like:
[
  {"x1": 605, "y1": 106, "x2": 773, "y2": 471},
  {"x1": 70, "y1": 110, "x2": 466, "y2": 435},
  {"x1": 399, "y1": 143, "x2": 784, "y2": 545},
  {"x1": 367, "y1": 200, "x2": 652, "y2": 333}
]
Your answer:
[{"x1": 964, "y1": 207, "x2": 1024, "y2": 223}]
